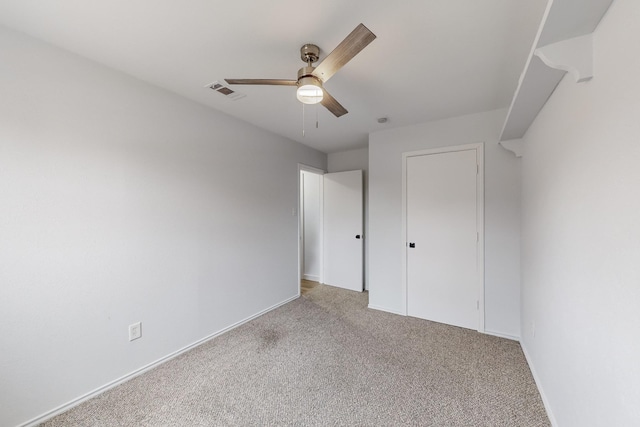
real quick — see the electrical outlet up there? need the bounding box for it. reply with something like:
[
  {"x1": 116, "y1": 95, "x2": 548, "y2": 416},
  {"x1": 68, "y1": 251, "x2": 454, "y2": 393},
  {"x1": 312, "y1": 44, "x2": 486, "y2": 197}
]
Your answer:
[{"x1": 129, "y1": 322, "x2": 142, "y2": 341}]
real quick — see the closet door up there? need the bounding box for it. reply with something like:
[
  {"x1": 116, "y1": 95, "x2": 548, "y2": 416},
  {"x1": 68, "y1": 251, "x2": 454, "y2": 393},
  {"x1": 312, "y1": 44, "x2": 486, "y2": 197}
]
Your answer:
[{"x1": 406, "y1": 149, "x2": 479, "y2": 329}]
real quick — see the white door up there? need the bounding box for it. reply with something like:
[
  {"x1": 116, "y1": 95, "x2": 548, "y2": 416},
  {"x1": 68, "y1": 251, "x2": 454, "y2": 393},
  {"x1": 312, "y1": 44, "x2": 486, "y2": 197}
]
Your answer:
[
  {"x1": 406, "y1": 149, "x2": 480, "y2": 330},
  {"x1": 323, "y1": 170, "x2": 363, "y2": 292}
]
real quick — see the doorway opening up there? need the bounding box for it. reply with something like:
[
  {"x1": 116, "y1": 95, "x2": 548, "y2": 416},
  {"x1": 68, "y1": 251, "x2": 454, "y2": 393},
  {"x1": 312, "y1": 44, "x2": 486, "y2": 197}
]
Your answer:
[
  {"x1": 298, "y1": 165, "x2": 365, "y2": 296},
  {"x1": 298, "y1": 165, "x2": 324, "y2": 295}
]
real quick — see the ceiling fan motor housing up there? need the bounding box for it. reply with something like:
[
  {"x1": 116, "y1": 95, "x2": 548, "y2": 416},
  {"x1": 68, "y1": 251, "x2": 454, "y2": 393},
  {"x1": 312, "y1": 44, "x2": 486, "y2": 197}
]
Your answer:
[{"x1": 297, "y1": 67, "x2": 321, "y2": 85}]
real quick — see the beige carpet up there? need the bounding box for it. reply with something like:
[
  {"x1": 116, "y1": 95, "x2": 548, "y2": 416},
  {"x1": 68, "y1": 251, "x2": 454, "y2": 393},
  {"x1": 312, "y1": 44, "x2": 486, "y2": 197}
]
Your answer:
[{"x1": 41, "y1": 284, "x2": 549, "y2": 426}]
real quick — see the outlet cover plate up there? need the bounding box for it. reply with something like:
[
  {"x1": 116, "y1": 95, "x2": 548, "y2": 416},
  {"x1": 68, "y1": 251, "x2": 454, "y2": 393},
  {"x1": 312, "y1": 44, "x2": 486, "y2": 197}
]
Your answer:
[{"x1": 129, "y1": 322, "x2": 142, "y2": 341}]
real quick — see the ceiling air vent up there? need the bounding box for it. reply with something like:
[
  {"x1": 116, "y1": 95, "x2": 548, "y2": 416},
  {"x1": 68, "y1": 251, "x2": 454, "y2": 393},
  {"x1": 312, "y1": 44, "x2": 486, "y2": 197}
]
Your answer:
[{"x1": 205, "y1": 81, "x2": 245, "y2": 101}]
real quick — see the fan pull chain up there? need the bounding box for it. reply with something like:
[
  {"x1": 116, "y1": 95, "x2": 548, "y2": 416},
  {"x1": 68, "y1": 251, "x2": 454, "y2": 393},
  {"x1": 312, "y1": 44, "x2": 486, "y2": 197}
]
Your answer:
[
  {"x1": 316, "y1": 102, "x2": 319, "y2": 129},
  {"x1": 302, "y1": 103, "x2": 305, "y2": 137}
]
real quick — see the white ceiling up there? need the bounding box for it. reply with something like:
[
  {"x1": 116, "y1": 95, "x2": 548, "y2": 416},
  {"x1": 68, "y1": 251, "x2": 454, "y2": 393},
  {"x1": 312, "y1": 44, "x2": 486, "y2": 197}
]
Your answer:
[{"x1": 0, "y1": 0, "x2": 549, "y2": 153}]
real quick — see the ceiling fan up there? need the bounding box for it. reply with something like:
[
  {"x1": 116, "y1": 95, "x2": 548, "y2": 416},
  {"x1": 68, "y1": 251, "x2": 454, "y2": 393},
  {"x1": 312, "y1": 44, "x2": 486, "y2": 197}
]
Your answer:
[{"x1": 225, "y1": 23, "x2": 376, "y2": 118}]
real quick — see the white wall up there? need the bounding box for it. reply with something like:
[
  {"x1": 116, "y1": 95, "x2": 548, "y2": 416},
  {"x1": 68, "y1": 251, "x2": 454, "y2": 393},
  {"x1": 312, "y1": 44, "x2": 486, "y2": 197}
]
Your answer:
[
  {"x1": 301, "y1": 171, "x2": 321, "y2": 281},
  {"x1": 520, "y1": 0, "x2": 640, "y2": 425},
  {"x1": 327, "y1": 148, "x2": 369, "y2": 289},
  {"x1": 328, "y1": 147, "x2": 368, "y2": 173},
  {"x1": 0, "y1": 26, "x2": 326, "y2": 427},
  {"x1": 368, "y1": 109, "x2": 521, "y2": 338}
]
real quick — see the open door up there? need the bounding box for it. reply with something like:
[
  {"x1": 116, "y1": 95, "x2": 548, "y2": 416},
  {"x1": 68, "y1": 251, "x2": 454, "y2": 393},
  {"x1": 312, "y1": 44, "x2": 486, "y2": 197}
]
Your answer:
[{"x1": 323, "y1": 170, "x2": 363, "y2": 292}]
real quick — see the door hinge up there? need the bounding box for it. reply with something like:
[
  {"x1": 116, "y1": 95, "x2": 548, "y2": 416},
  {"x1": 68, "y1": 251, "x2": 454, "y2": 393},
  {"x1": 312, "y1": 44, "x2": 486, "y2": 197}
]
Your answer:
[
  {"x1": 477, "y1": 164, "x2": 479, "y2": 174},
  {"x1": 477, "y1": 300, "x2": 479, "y2": 310}
]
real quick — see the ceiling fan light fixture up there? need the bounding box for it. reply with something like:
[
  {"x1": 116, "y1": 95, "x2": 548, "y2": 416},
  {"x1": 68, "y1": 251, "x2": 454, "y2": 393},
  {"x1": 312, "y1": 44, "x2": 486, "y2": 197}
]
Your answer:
[
  {"x1": 225, "y1": 24, "x2": 376, "y2": 117},
  {"x1": 296, "y1": 76, "x2": 323, "y2": 105}
]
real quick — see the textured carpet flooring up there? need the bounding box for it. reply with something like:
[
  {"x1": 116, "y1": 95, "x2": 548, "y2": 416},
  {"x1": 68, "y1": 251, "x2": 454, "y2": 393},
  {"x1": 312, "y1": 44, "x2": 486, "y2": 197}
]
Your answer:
[{"x1": 41, "y1": 285, "x2": 550, "y2": 426}]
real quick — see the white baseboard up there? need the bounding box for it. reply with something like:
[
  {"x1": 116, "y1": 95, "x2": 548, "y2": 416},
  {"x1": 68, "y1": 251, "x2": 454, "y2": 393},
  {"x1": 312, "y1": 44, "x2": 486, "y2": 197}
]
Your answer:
[
  {"x1": 303, "y1": 274, "x2": 320, "y2": 282},
  {"x1": 484, "y1": 329, "x2": 520, "y2": 341},
  {"x1": 367, "y1": 304, "x2": 405, "y2": 316},
  {"x1": 520, "y1": 341, "x2": 558, "y2": 427},
  {"x1": 20, "y1": 294, "x2": 299, "y2": 427}
]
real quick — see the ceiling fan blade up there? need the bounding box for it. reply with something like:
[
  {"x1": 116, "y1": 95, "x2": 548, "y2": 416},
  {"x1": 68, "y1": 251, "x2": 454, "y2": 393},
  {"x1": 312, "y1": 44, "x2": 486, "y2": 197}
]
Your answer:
[
  {"x1": 225, "y1": 79, "x2": 297, "y2": 86},
  {"x1": 321, "y1": 89, "x2": 348, "y2": 117},
  {"x1": 312, "y1": 23, "x2": 376, "y2": 83}
]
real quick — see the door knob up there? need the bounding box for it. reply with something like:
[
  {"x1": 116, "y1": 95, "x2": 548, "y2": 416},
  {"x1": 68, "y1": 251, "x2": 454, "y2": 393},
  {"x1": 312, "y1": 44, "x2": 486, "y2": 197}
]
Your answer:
[
  {"x1": 409, "y1": 242, "x2": 416, "y2": 248},
  {"x1": 355, "y1": 235, "x2": 361, "y2": 239}
]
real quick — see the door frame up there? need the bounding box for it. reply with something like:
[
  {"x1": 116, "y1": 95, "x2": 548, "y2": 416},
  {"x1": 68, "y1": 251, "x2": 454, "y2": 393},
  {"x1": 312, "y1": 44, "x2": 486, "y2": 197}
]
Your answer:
[
  {"x1": 401, "y1": 143, "x2": 485, "y2": 333},
  {"x1": 298, "y1": 164, "x2": 325, "y2": 296}
]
